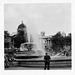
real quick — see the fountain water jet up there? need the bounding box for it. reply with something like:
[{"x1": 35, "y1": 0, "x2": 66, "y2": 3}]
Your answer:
[
  {"x1": 30, "y1": 33, "x2": 45, "y2": 56},
  {"x1": 19, "y1": 21, "x2": 45, "y2": 56},
  {"x1": 20, "y1": 33, "x2": 45, "y2": 56}
]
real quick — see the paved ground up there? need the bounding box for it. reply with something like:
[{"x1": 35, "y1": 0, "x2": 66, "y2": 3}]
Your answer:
[{"x1": 5, "y1": 66, "x2": 71, "y2": 70}]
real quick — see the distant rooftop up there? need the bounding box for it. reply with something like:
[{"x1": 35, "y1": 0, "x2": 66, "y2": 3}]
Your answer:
[{"x1": 18, "y1": 21, "x2": 26, "y2": 29}]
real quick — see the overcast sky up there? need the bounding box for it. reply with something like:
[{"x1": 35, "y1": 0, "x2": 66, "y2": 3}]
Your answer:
[{"x1": 4, "y1": 3, "x2": 71, "y2": 36}]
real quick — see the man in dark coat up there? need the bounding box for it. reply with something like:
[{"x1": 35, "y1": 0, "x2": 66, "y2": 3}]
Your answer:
[{"x1": 44, "y1": 53, "x2": 51, "y2": 70}]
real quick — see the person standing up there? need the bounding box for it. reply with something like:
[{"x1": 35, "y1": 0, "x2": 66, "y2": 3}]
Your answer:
[{"x1": 44, "y1": 53, "x2": 51, "y2": 70}]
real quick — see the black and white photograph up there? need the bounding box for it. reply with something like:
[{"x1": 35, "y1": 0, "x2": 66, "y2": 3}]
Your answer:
[{"x1": 4, "y1": 3, "x2": 71, "y2": 70}]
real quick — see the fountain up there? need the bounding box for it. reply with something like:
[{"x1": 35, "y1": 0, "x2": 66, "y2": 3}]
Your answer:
[
  {"x1": 14, "y1": 21, "x2": 45, "y2": 59},
  {"x1": 17, "y1": 33, "x2": 45, "y2": 59}
]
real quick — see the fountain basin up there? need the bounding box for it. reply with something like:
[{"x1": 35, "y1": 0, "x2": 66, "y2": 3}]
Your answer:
[{"x1": 14, "y1": 55, "x2": 42, "y2": 59}]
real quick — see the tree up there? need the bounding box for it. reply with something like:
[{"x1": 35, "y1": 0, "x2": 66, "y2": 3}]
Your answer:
[
  {"x1": 64, "y1": 33, "x2": 71, "y2": 46},
  {"x1": 4, "y1": 31, "x2": 10, "y2": 48},
  {"x1": 51, "y1": 31, "x2": 65, "y2": 53},
  {"x1": 4, "y1": 31, "x2": 10, "y2": 38},
  {"x1": 13, "y1": 30, "x2": 28, "y2": 48}
]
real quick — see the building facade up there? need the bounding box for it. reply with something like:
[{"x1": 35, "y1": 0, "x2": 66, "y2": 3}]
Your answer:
[
  {"x1": 40, "y1": 31, "x2": 52, "y2": 51},
  {"x1": 17, "y1": 21, "x2": 28, "y2": 41}
]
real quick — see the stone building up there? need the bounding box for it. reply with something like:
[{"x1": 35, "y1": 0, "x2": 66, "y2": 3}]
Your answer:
[
  {"x1": 17, "y1": 21, "x2": 28, "y2": 41},
  {"x1": 40, "y1": 31, "x2": 52, "y2": 51}
]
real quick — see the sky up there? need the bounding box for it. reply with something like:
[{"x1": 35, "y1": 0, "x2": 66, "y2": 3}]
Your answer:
[{"x1": 4, "y1": 3, "x2": 71, "y2": 36}]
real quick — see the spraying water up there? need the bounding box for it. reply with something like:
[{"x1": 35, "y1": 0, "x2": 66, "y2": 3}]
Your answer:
[
  {"x1": 20, "y1": 33, "x2": 45, "y2": 55},
  {"x1": 30, "y1": 33, "x2": 45, "y2": 55},
  {"x1": 19, "y1": 21, "x2": 45, "y2": 56}
]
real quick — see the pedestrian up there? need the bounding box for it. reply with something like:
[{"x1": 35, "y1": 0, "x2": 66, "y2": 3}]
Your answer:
[{"x1": 44, "y1": 53, "x2": 51, "y2": 70}]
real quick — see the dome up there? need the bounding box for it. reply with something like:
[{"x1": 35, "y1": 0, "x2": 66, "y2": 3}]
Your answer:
[{"x1": 18, "y1": 21, "x2": 26, "y2": 29}]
